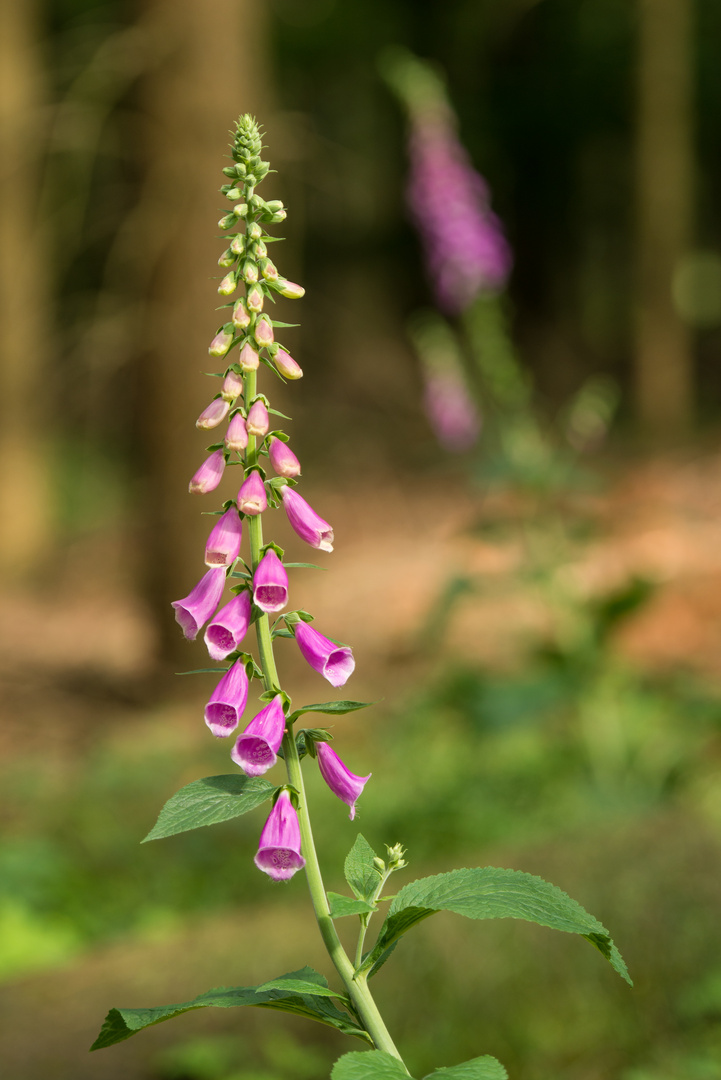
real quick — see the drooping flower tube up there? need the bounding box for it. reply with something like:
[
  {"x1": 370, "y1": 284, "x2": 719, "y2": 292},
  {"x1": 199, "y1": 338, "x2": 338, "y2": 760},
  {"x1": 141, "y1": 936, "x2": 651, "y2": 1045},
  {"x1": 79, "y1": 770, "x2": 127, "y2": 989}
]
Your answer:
[
  {"x1": 189, "y1": 449, "x2": 226, "y2": 494},
  {"x1": 222, "y1": 369, "x2": 244, "y2": 400},
  {"x1": 204, "y1": 507, "x2": 243, "y2": 568},
  {"x1": 272, "y1": 348, "x2": 303, "y2": 380},
  {"x1": 280, "y1": 487, "x2": 333, "y2": 552},
  {"x1": 239, "y1": 341, "x2": 259, "y2": 372},
  {"x1": 254, "y1": 790, "x2": 306, "y2": 881},
  {"x1": 204, "y1": 590, "x2": 252, "y2": 661},
  {"x1": 268, "y1": 437, "x2": 301, "y2": 478},
  {"x1": 225, "y1": 412, "x2": 248, "y2": 452},
  {"x1": 171, "y1": 567, "x2": 225, "y2": 641},
  {"x1": 204, "y1": 659, "x2": 249, "y2": 737},
  {"x1": 238, "y1": 470, "x2": 267, "y2": 515},
  {"x1": 196, "y1": 398, "x2": 230, "y2": 430},
  {"x1": 316, "y1": 741, "x2": 371, "y2": 820},
  {"x1": 253, "y1": 549, "x2": 288, "y2": 613},
  {"x1": 294, "y1": 621, "x2": 355, "y2": 687},
  {"x1": 231, "y1": 694, "x2": 286, "y2": 776},
  {"x1": 246, "y1": 399, "x2": 269, "y2": 437}
]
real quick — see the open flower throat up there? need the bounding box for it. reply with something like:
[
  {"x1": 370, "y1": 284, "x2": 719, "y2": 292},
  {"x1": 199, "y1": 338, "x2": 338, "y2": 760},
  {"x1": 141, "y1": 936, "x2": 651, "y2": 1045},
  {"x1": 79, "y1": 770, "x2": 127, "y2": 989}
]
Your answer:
[{"x1": 171, "y1": 116, "x2": 368, "y2": 880}]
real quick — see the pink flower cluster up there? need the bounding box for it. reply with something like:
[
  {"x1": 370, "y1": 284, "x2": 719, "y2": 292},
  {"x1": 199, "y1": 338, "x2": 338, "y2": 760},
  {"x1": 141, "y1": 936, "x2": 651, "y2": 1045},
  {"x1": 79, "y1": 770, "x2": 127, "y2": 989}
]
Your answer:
[{"x1": 170, "y1": 125, "x2": 370, "y2": 880}]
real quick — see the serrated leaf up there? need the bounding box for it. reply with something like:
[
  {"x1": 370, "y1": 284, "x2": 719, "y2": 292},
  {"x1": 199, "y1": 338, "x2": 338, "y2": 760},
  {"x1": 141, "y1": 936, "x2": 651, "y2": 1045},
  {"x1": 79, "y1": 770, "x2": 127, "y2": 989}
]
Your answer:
[
  {"x1": 423, "y1": 1057, "x2": 508, "y2": 1080},
  {"x1": 142, "y1": 775, "x2": 276, "y2": 842},
  {"x1": 327, "y1": 892, "x2": 376, "y2": 919},
  {"x1": 290, "y1": 701, "x2": 375, "y2": 722},
  {"x1": 363, "y1": 867, "x2": 631, "y2": 984},
  {"x1": 332, "y1": 1050, "x2": 410, "y2": 1080},
  {"x1": 91, "y1": 967, "x2": 370, "y2": 1051},
  {"x1": 345, "y1": 834, "x2": 382, "y2": 903}
]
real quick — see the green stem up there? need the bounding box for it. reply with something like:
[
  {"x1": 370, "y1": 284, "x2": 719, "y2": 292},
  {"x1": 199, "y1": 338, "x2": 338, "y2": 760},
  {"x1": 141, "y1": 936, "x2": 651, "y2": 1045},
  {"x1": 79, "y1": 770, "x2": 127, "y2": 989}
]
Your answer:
[
  {"x1": 242, "y1": 338, "x2": 405, "y2": 1066},
  {"x1": 354, "y1": 866, "x2": 393, "y2": 971}
]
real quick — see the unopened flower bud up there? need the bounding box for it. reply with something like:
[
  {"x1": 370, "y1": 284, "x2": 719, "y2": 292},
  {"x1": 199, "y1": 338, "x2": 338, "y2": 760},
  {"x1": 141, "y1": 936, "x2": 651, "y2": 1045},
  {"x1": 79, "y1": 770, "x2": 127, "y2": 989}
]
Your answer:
[
  {"x1": 218, "y1": 212, "x2": 237, "y2": 230},
  {"x1": 254, "y1": 316, "x2": 274, "y2": 347},
  {"x1": 208, "y1": 327, "x2": 233, "y2": 357},
  {"x1": 268, "y1": 210, "x2": 287, "y2": 223},
  {"x1": 246, "y1": 399, "x2": 269, "y2": 437},
  {"x1": 295, "y1": 621, "x2": 355, "y2": 687},
  {"x1": 232, "y1": 695, "x2": 286, "y2": 776},
  {"x1": 230, "y1": 235, "x2": 246, "y2": 257},
  {"x1": 275, "y1": 279, "x2": 305, "y2": 300},
  {"x1": 242, "y1": 259, "x2": 259, "y2": 284},
  {"x1": 254, "y1": 239, "x2": 268, "y2": 259},
  {"x1": 280, "y1": 487, "x2": 333, "y2": 551},
  {"x1": 218, "y1": 273, "x2": 238, "y2": 296},
  {"x1": 233, "y1": 203, "x2": 248, "y2": 218},
  {"x1": 268, "y1": 437, "x2": 301, "y2": 478},
  {"x1": 265, "y1": 200, "x2": 284, "y2": 214},
  {"x1": 232, "y1": 298, "x2": 251, "y2": 329},
  {"x1": 273, "y1": 348, "x2": 303, "y2": 380},
  {"x1": 246, "y1": 285, "x2": 264, "y2": 312},
  {"x1": 373, "y1": 857, "x2": 386, "y2": 872},
  {"x1": 225, "y1": 412, "x2": 248, "y2": 451},
  {"x1": 222, "y1": 166, "x2": 238, "y2": 179},
  {"x1": 172, "y1": 567, "x2": 225, "y2": 641},
  {"x1": 260, "y1": 258, "x2": 279, "y2": 281},
  {"x1": 205, "y1": 660, "x2": 248, "y2": 738},
  {"x1": 204, "y1": 589, "x2": 252, "y2": 661},
  {"x1": 254, "y1": 790, "x2": 305, "y2": 881},
  {"x1": 222, "y1": 369, "x2": 243, "y2": 400},
  {"x1": 196, "y1": 397, "x2": 230, "y2": 430},
  {"x1": 239, "y1": 342, "x2": 260, "y2": 372},
  {"x1": 189, "y1": 450, "x2": 226, "y2": 494},
  {"x1": 252, "y1": 549, "x2": 288, "y2": 613},
  {"x1": 247, "y1": 221, "x2": 263, "y2": 241},
  {"x1": 205, "y1": 507, "x2": 243, "y2": 568},
  {"x1": 237, "y1": 470, "x2": 267, "y2": 515},
  {"x1": 225, "y1": 187, "x2": 242, "y2": 200},
  {"x1": 316, "y1": 742, "x2": 370, "y2": 820},
  {"x1": 218, "y1": 248, "x2": 236, "y2": 268}
]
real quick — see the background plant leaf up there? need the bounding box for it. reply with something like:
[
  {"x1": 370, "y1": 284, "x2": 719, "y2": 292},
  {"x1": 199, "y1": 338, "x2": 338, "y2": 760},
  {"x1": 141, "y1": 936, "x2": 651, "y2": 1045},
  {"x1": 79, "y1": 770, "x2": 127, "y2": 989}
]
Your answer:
[
  {"x1": 290, "y1": 701, "x2": 375, "y2": 722},
  {"x1": 142, "y1": 775, "x2": 277, "y2": 842},
  {"x1": 423, "y1": 1056, "x2": 508, "y2": 1080},
  {"x1": 344, "y1": 834, "x2": 383, "y2": 903},
  {"x1": 91, "y1": 967, "x2": 370, "y2": 1050},
  {"x1": 332, "y1": 1050, "x2": 411, "y2": 1080},
  {"x1": 363, "y1": 867, "x2": 631, "y2": 984}
]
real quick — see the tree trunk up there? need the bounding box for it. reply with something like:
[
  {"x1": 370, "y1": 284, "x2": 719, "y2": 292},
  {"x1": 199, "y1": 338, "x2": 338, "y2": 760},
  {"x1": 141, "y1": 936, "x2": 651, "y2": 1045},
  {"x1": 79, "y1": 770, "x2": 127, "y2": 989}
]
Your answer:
[
  {"x1": 136, "y1": 0, "x2": 271, "y2": 659},
  {"x1": 634, "y1": 0, "x2": 694, "y2": 437},
  {"x1": 0, "y1": 0, "x2": 52, "y2": 579}
]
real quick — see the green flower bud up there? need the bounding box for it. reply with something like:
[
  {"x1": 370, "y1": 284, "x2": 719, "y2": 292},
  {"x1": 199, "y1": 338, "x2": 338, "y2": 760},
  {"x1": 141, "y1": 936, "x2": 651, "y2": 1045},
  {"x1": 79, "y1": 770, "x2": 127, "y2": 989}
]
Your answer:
[
  {"x1": 226, "y1": 187, "x2": 242, "y2": 201},
  {"x1": 233, "y1": 203, "x2": 248, "y2": 218},
  {"x1": 232, "y1": 298, "x2": 251, "y2": 329},
  {"x1": 260, "y1": 258, "x2": 278, "y2": 281},
  {"x1": 254, "y1": 239, "x2": 268, "y2": 259},
  {"x1": 218, "y1": 247, "x2": 236, "y2": 268},
  {"x1": 247, "y1": 284, "x2": 264, "y2": 312},
  {"x1": 268, "y1": 210, "x2": 287, "y2": 224},
  {"x1": 230, "y1": 235, "x2": 246, "y2": 257},
  {"x1": 218, "y1": 272, "x2": 238, "y2": 296},
  {"x1": 222, "y1": 166, "x2": 238, "y2": 178},
  {"x1": 247, "y1": 221, "x2": 263, "y2": 242},
  {"x1": 242, "y1": 259, "x2": 259, "y2": 284},
  {"x1": 218, "y1": 212, "x2": 237, "y2": 230},
  {"x1": 265, "y1": 200, "x2": 285, "y2": 214},
  {"x1": 253, "y1": 162, "x2": 270, "y2": 182}
]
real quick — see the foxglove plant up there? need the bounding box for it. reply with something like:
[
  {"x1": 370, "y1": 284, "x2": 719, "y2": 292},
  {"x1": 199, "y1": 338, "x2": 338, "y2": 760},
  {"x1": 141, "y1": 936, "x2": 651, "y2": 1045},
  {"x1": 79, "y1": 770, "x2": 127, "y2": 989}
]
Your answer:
[{"x1": 93, "y1": 116, "x2": 630, "y2": 1079}]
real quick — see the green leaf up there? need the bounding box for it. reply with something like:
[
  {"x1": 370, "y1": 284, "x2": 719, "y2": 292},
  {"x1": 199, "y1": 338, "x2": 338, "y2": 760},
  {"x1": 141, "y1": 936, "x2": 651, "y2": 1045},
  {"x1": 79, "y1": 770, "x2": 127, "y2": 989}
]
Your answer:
[
  {"x1": 345, "y1": 834, "x2": 382, "y2": 903},
  {"x1": 91, "y1": 967, "x2": 370, "y2": 1051},
  {"x1": 268, "y1": 408, "x2": 292, "y2": 419},
  {"x1": 142, "y1": 775, "x2": 276, "y2": 842},
  {"x1": 284, "y1": 562, "x2": 327, "y2": 570},
  {"x1": 290, "y1": 701, "x2": 375, "y2": 721},
  {"x1": 328, "y1": 892, "x2": 376, "y2": 919},
  {"x1": 423, "y1": 1057, "x2": 508, "y2": 1080},
  {"x1": 270, "y1": 321, "x2": 301, "y2": 328},
  {"x1": 175, "y1": 668, "x2": 228, "y2": 676},
  {"x1": 363, "y1": 867, "x2": 631, "y2": 984},
  {"x1": 332, "y1": 1051, "x2": 410, "y2": 1080}
]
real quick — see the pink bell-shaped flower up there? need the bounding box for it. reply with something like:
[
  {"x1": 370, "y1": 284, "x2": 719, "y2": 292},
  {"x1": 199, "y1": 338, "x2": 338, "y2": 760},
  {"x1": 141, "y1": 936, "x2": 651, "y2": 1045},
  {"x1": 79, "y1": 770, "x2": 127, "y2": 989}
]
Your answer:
[
  {"x1": 316, "y1": 742, "x2": 371, "y2": 820},
  {"x1": 280, "y1": 487, "x2": 333, "y2": 552},
  {"x1": 225, "y1": 412, "x2": 248, "y2": 452},
  {"x1": 272, "y1": 348, "x2": 303, "y2": 380},
  {"x1": 254, "y1": 315, "x2": 274, "y2": 347},
  {"x1": 196, "y1": 398, "x2": 230, "y2": 430},
  {"x1": 237, "y1": 470, "x2": 267, "y2": 516},
  {"x1": 254, "y1": 790, "x2": 305, "y2": 881},
  {"x1": 204, "y1": 590, "x2": 252, "y2": 661},
  {"x1": 246, "y1": 399, "x2": 269, "y2": 437},
  {"x1": 294, "y1": 621, "x2": 355, "y2": 687},
  {"x1": 231, "y1": 694, "x2": 286, "y2": 777},
  {"x1": 189, "y1": 450, "x2": 225, "y2": 495},
  {"x1": 208, "y1": 328, "x2": 233, "y2": 357},
  {"x1": 239, "y1": 342, "x2": 259, "y2": 372},
  {"x1": 204, "y1": 507, "x2": 243, "y2": 568},
  {"x1": 252, "y1": 549, "x2": 288, "y2": 613},
  {"x1": 204, "y1": 660, "x2": 249, "y2": 737},
  {"x1": 268, "y1": 437, "x2": 301, "y2": 479},
  {"x1": 171, "y1": 567, "x2": 225, "y2": 641},
  {"x1": 222, "y1": 369, "x2": 243, "y2": 400}
]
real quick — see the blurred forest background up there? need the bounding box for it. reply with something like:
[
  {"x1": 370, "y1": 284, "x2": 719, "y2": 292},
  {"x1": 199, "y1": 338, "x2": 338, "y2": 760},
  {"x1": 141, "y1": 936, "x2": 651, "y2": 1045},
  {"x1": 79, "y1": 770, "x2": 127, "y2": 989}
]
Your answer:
[{"x1": 2, "y1": 1, "x2": 721, "y2": 1078}]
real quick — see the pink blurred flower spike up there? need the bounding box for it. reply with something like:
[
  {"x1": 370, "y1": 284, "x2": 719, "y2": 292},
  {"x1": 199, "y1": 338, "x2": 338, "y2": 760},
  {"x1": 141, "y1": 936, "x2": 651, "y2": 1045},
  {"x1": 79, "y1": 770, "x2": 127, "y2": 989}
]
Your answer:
[{"x1": 254, "y1": 790, "x2": 305, "y2": 881}]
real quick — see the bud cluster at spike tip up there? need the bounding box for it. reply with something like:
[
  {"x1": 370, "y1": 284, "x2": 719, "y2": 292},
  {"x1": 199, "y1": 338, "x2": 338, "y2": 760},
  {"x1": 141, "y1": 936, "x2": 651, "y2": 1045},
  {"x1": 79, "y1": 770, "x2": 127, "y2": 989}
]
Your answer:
[{"x1": 169, "y1": 114, "x2": 368, "y2": 883}]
